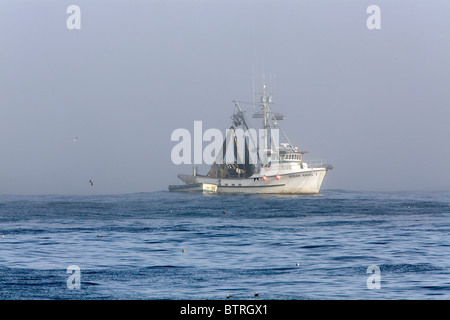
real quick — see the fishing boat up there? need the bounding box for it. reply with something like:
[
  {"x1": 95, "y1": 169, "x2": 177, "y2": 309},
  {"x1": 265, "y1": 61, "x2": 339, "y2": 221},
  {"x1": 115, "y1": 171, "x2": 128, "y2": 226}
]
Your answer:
[{"x1": 171, "y1": 79, "x2": 332, "y2": 194}]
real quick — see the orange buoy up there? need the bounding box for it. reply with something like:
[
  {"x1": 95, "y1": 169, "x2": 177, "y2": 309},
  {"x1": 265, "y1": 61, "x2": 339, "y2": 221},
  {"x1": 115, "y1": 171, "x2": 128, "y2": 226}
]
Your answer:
[
  {"x1": 276, "y1": 175, "x2": 281, "y2": 180},
  {"x1": 262, "y1": 176, "x2": 267, "y2": 181}
]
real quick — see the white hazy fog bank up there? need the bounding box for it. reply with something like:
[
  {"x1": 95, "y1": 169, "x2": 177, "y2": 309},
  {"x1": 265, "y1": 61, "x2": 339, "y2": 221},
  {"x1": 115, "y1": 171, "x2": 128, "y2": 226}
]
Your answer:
[{"x1": 0, "y1": 0, "x2": 449, "y2": 195}]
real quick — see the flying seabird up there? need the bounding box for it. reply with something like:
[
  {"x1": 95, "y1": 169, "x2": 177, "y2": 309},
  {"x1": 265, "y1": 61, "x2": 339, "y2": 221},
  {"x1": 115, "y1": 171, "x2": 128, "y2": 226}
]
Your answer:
[{"x1": 89, "y1": 179, "x2": 94, "y2": 186}]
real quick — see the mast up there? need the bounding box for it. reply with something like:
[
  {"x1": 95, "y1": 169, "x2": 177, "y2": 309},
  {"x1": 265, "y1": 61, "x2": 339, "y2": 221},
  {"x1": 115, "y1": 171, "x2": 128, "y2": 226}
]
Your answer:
[
  {"x1": 260, "y1": 76, "x2": 274, "y2": 159},
  {"x1": 262, "y1": 82, "x2": 268, "y2": 153},
  {"x1": 252, "y1": 75, "x2": 295, "y2": 160},
  {"x1": 228, "y1": 74, "x2": 297, "y2": 166}
]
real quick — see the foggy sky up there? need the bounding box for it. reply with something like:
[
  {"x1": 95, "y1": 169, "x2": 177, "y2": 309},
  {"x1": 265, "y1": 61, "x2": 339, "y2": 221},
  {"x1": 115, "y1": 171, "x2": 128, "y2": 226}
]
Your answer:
[{"x1": 0, "y1": 0, "x2": 449, "y2": 195}]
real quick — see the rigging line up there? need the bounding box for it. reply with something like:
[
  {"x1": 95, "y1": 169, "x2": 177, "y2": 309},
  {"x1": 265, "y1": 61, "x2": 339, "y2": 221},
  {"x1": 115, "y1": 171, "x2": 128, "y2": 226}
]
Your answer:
[
  {"x1": 234, "y1": 101, "x2": 261, "y2": 164},
  {"x1": 233, "y1": 132, "x2": 243, "y2": 164},
  {"x1": 267, "y1": 104, "x2": 295, "y2": 149},
  {"x1": 214, "y1": 127, "x2": 235, "y2": 165}
]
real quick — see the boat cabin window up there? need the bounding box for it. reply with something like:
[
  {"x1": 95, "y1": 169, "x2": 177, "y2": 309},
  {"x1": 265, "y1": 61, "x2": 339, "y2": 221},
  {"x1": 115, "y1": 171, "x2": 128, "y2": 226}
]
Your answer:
[{"x1": 281, "y1": 153, "x2": 301, "y2": 161}]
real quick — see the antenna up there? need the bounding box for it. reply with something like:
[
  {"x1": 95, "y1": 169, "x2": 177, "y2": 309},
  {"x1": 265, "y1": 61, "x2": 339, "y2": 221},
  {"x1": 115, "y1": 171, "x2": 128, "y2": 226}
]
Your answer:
[{"x1": 252, "y1": 63, "x2": 255, "y2": 110}]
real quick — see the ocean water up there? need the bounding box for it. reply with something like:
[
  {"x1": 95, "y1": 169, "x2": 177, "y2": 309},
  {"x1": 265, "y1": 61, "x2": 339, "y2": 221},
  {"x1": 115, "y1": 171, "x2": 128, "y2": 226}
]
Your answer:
[{"x1": 0, "y1": 190, "x2": 449, "y2": 300}]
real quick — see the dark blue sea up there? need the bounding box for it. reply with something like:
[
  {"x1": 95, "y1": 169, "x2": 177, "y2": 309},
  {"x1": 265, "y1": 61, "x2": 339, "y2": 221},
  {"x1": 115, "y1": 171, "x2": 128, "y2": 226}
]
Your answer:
[{"x1": 0, "y1": 190, "x2": 449, "y2": 300}]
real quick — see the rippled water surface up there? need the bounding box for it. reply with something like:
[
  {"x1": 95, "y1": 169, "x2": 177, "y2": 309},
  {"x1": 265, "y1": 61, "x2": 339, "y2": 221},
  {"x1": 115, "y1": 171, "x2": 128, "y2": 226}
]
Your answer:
[{"x1": 0, "y1": 190, "x2": 449, "y2": 299}]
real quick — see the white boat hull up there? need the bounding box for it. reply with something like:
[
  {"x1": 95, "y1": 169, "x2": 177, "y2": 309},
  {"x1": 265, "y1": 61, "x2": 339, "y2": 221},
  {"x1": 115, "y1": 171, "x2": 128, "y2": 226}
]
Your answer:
[
  {"x1": 177, "y1": 168, "x2": 327, "y2": 194},
  {"x1": 169, "y1": 182, "x2": 218, "y2": 193}
]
